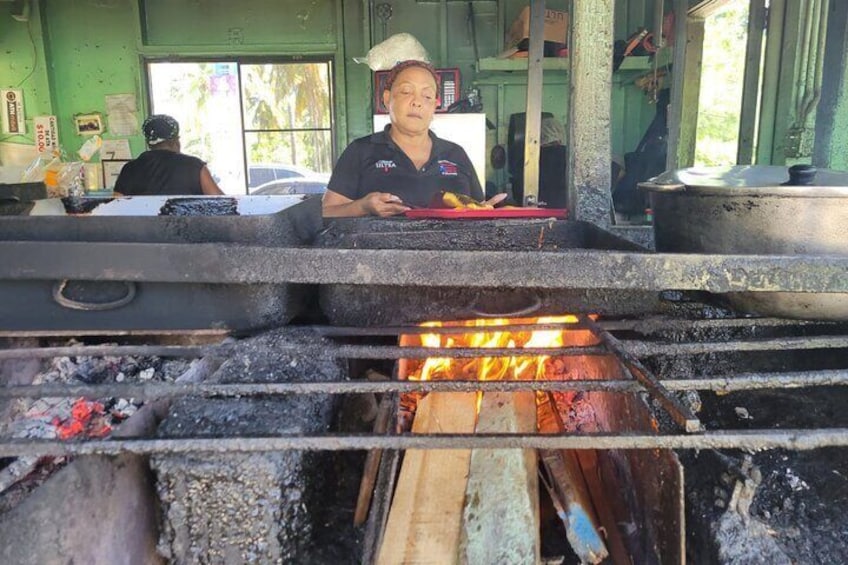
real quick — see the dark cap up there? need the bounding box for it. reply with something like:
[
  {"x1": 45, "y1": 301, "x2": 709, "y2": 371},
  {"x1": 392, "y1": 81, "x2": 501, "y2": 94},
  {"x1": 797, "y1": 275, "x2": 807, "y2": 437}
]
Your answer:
[
  {"x1": 142, "y1": 114, "x2": 179, "y2": 145},
  {"x1": 384, "y1": 60, "x2": 440, "y2": 91}
]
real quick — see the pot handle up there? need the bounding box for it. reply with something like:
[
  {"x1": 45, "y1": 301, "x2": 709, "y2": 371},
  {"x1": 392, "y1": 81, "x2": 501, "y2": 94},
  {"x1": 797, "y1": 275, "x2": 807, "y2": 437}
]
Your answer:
[
  {"x1": 637, "y1": 180, "x2": 685, "y2": 192},
  {"x1": 52, "y1": 280, "x2": 137, "y2": 311},
  {"x1": 468, "y1": 292, "x2": 543, "y2": 318}
]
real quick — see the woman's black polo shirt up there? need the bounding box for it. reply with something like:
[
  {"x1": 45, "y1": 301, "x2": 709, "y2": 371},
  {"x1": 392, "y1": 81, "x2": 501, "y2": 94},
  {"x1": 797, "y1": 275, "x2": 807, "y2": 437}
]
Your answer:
[{"x1": 327, "y1": 125, "x2": 484, "y2": 208}]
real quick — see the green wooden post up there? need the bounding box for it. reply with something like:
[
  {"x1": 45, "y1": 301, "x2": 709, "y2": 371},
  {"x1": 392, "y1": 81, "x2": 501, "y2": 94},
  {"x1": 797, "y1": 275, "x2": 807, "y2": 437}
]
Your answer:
[
  {"x1": 737, "y1": 0, "x2": 767, "y2": 164},
  {"x1": 813, "y1": 0, "x2": 848, "y2": 170},
  {"x1": 667, "y1": 0, "x2": 696, "y2": 170}
]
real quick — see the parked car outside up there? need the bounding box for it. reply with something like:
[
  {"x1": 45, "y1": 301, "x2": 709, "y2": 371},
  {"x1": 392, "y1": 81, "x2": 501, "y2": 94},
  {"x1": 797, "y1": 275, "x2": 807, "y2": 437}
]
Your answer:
[
  {"x1": 247, "y1": 163, "x2": 329, "y2": 188},
  {"x1": 251, "y1": 176, "x2": 329, "y2": 196}
]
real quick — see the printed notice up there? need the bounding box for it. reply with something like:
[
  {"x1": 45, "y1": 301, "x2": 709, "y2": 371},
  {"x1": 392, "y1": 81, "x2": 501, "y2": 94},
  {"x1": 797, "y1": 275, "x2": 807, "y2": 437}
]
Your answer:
[
  {"x1": 34, "y1": 115, "x2": 59, "y2": 154},
  {"x1": 1, "y1": 89, "x2": 25, "y2": 134},
  {"x1": 105, "y1": 93, "x2": 138, "y2": 136},
  {"x1": 101, "y1": 139, "x2": 132, "y2": 160}
]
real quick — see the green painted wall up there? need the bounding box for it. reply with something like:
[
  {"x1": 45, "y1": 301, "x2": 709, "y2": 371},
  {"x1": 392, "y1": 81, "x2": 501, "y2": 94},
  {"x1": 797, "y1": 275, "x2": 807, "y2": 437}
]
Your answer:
[
  {"x1": 6, "y1": 0, "x2": 830, "y2": 184},
  {"x1": 0, "y1": 0, "x2": 52, "y2": 144},
  {"x1": 43, "y1": 0, "x2": 144, "y2": 157}
]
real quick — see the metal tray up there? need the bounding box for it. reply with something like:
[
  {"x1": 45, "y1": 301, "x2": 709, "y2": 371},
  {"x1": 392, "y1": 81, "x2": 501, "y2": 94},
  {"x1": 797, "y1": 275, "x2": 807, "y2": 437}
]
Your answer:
[
  {"x1": 0, "y1": 195, "x2": 323, "y2": 332},
  {"x1": 316, "y1": 217, "x2": 667, "y2": 326},
  {"x1": 404, "y1": 208, "x2": 567, "y2": 219}
]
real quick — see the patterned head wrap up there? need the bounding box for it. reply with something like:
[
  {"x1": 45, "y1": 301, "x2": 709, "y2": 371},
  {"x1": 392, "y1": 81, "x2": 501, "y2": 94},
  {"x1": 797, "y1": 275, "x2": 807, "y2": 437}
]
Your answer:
[
  {"x1": 142, "y1": 114, "x2": 180, "y2": 145},
  {"x1": 384, "y1": 60, "x2": 440, "y2": 92}
]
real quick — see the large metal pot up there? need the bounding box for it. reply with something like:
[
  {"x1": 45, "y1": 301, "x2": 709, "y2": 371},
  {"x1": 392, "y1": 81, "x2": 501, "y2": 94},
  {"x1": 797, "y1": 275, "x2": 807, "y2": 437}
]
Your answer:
[{"x1": 640, "y1": 165, "x2": 848, "y2": 320}]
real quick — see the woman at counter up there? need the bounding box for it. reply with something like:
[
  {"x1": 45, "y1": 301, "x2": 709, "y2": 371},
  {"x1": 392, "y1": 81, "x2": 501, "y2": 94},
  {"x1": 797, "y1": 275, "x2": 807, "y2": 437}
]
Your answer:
[{"x1": 322, "y1": 59, "x2": 503, "y2": 217}]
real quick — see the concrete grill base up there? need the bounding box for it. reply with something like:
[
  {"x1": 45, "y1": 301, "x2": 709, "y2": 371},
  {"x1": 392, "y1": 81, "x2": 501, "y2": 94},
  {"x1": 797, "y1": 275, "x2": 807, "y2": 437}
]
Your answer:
[{"x1": 152, "y1": 328, "x2": 344, "y2": 563}]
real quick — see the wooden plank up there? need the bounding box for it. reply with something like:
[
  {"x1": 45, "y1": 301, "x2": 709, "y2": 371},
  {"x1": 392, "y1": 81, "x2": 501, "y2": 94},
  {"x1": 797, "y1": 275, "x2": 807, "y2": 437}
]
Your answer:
[
  {"x1": 688, "y1": 0, "x2": 736, "y2": 19},
  {"x1": 537, "y1": 394, "x2": 608, "y2": 563},
  {"x1": 666, "y1": 0, "x2": 690, "y2": 170},
  {"x1": 813, "y1": 0, "x2": 848, "y2": 170},
  {"x1": 568, "y1": 0, "x2": 613, "y2": 226},
  {"x1": 459, "y1": 392, "x2": 539, "y2": 564},
  {"x1": 737, "y1": 0, "x2": 767, "y2": 164},
  {"x1": 521, "y1": 0, "x2": 545, "y2": 206},
  {"x1": 354, "y1": 393, "x2": 395, "y2": 526},
  {"x1": 376, "y1": 392, "x2": 477, "y2": 565},
  {"x1": 756, "y1": 0, "x2": 785, "y2": 164},
  {"x1": 676, "y1": 18, "x2": 706, "y2": 168},
  {"x1": 770, "y1": 0, "x2": 803, "y2": 164}
]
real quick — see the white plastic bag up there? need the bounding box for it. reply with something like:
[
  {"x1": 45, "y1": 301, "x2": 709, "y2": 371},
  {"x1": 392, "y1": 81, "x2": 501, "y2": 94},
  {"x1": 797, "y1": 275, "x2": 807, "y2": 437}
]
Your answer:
[
  {"x1": 354, "y1": 33, "x2": 430, "y2": 71},
  {"x1": 20, "y1": 152, "x2": 59, "y2": 183}
]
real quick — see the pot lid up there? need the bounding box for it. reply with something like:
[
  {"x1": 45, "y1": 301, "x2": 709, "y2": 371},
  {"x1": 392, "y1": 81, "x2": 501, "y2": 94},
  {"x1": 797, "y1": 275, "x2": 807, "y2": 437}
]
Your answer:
[{"x1": 640, "y1": 165, "x2": 848, "y2": 196}]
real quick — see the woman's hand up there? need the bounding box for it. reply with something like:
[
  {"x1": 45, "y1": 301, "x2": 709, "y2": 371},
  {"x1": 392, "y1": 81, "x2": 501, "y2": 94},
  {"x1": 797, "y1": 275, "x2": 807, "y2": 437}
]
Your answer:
[
  {"x1": 360, "y1": 192, "x2": 410, "y2": 217},
  {"x1": 322, "y1": 189, "x2": 410, "y2": 217}
]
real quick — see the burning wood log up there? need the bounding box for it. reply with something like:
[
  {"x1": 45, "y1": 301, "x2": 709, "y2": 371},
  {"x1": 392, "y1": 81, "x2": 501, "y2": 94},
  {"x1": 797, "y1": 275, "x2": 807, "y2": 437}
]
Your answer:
[
  {"x1": 377, "y1": 392, "x2": 477, "y2": 564},
  {"x1": 537, "y1": 392, "x2": 608, "y2": 563},
  {"x1": 459, "y1": 391, "x2": 540, "y2": 565},
  {"x1": 354, "y1": 393, "x2": 394, "y2": 526}
]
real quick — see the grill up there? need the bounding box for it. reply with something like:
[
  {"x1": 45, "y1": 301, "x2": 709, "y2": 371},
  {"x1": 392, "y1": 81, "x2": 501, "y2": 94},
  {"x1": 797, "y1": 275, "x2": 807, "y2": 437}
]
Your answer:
[
  {"x1": 3, "y1": 318, "x2": 848, "y2": 455},
  {"x1": 1, "y1": 199, "x2": 847, "y2": 562}
]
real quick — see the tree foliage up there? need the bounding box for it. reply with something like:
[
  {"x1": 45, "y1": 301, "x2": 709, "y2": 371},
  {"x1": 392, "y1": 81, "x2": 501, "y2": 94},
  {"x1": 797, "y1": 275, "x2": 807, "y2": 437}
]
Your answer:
[{"x1": 695, "y1": 1, "x2": 749, "y2": 166}]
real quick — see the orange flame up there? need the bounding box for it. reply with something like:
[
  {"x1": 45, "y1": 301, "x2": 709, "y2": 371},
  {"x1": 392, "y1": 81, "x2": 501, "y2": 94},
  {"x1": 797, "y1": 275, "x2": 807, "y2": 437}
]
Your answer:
[{"x1": 409, "y1": 315, "x2": 580, "y2": 382}]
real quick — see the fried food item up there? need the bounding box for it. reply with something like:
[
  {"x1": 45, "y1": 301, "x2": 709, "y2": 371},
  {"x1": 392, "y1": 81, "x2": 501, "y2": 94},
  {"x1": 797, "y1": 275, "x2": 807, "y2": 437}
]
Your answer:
[{"x1": 440, "y1": 191, "x2": 493, "y2": 210}]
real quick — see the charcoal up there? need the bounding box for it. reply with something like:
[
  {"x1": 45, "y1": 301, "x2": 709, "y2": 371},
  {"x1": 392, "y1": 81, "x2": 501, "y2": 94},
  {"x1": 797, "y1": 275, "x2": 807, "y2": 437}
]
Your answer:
[{"x1": 159, "y1": 197, "x2": 239, "y2": 216}]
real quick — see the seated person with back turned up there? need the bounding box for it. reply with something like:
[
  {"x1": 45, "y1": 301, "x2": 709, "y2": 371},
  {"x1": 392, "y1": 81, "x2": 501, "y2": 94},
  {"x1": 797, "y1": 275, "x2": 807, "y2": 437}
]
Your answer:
[
  {"x1": 322, "y1": 59, "x2": 504, "y2": 217},
  {"x1": 114, "y1": 114, "x2": 224, "y2": 196}
]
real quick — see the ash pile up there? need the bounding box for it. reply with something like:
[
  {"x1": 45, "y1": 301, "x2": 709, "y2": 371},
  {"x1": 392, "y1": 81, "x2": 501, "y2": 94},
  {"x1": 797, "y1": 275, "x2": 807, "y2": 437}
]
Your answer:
[
  {"x1": 152, "y1": 328, "x2": 350, "y2": 563},
  {"x1": 0, "y1": 329, "x2": 362, "y2": 564},
  {"x1": 646, "y1": 320, "x2": 848, "y2": 564},
  {"x1": 0, "y1": 340, "x2": 195, "y2": 564}
]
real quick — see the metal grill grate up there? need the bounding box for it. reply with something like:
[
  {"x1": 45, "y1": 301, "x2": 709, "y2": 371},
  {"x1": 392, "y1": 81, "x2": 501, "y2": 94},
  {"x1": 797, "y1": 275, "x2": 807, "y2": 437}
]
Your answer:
[{"x1": 2, "y1": 316, "x2": 847, "y2": 457}]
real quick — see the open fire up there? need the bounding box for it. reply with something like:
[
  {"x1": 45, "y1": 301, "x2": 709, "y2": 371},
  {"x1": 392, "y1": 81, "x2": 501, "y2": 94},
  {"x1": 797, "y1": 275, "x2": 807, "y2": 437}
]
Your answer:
[
  {"x1": 376, "y1": 315, "x2": 682, "y2": 564},
  {"x1": 2, "y1": 315, "x2": 847, "y2": 563}
]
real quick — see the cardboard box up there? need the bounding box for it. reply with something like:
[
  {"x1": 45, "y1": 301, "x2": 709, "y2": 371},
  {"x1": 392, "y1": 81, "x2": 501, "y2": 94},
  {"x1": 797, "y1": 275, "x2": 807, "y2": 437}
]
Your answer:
[{"x1": 506, "y1": 6, "x2": 568, "y2": 49}]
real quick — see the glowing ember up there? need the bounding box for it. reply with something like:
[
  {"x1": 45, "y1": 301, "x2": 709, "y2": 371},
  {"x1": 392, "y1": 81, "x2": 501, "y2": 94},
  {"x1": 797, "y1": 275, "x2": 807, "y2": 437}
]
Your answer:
[{"x1": 52, "y1": 399, "x2": 111, "y2": 439}]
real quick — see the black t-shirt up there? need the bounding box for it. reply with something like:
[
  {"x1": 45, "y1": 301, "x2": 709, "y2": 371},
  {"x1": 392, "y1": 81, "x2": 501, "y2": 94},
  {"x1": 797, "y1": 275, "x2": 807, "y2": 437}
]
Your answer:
[
  {"x1": 327, "y1": 126, "x2": 484, "y2": 208},
  {"x1": 114, "y1": 149, "x2": 206, "y2": 196}
]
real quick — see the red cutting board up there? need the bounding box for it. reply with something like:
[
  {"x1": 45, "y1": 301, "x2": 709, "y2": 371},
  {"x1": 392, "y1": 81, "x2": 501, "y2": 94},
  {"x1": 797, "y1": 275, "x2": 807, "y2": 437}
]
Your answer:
[{"x1": 404, "y1": 208, "x2": 568, "y2": 219}]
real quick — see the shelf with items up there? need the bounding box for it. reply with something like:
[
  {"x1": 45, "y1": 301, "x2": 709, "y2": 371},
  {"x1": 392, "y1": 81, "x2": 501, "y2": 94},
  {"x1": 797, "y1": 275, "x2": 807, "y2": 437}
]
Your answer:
[
  {"x1": 475, "y1": 47, "x2": 671, "y2": 78},
  {"x1": 476, "y1": 56, "x2": 570, "y2": 72}
]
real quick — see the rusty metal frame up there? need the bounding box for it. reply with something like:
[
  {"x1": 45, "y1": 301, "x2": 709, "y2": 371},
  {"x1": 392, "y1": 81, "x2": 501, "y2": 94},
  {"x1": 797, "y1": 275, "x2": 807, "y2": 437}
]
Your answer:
[
  {"x1": 2, "y1": 318, "x2": 846, "y2": 457},
  {"x1": 1, "y1": 369, "x2": 847, "y2": 400},
  {"x1": 581, "y1": 316, "x2": 701, "y2": 433},
  {"x1": 3, "y1": 333, "x2": 847, "y2": 362},
  {"x1": 2, "y1": 429, "x2": 847, "y2": 458}
]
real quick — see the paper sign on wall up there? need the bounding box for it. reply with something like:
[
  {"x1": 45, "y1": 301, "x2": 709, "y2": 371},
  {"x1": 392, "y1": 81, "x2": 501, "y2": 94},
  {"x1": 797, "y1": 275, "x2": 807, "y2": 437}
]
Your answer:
[
  {"x1": 34, "y1": 115, "x2": 59, "y2": 154},
  {"x1": 1, "y1": 89, "x2": 25, "y2": 135}
]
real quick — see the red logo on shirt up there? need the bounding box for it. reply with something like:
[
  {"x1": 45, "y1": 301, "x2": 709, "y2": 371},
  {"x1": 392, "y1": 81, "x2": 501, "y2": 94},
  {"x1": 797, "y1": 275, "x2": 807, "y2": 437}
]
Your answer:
[
  {"x1": 375, "y1": 159, "x2": 396, "y2": 172},
  {"x1": 438, "y1": 160, "x2": 458, "y2": 176}
]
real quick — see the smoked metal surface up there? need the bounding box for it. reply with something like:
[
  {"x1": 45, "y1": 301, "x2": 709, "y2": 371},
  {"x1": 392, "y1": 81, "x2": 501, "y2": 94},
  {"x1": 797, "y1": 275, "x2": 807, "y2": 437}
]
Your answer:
[
  {"x1": 1, "y1": 242, "x2": 848, "y2": 292},
  {"x1": 0, "y1": 197, "x2": 324, "y2": 332}
]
